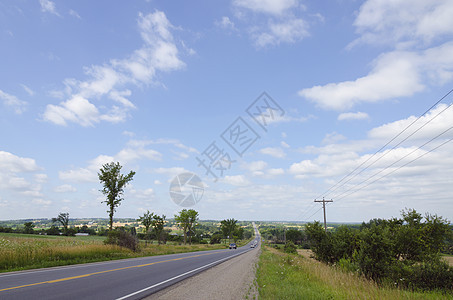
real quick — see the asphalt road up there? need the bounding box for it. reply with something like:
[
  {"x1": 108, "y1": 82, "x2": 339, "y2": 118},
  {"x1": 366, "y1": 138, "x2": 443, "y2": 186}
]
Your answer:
[{"x1": 0, "y1": 230, "x2": 260, "y2": 299}]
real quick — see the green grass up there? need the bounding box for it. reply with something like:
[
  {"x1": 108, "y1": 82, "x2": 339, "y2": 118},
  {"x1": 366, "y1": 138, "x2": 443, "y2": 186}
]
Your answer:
[
  {"x1": 256, "y1": 246, "x2": 452, "y2": 299},
  {"x1": 0, "y1": 233, "x2": 253, "y2": 272}
]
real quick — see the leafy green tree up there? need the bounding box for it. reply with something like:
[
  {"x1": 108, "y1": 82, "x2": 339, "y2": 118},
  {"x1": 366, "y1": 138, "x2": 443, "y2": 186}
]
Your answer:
[
  {"x1": 138, "y1": 210, "x2": 154, "y2": 234},
  {"x1": 46, "y1": 225, "x2": 60, "y2": 236},
  {"x1": 152, "y1": 214, "x2": 166, "y2": 245},
  {"x1": 98, "y1": 162, "x2": 135, "y2": 230},
  {"x1": 52, "y1": 212, "x2": 70, "y2": 235},
  {"x1": 210, "y1": 233, "x2": 222, "y2": 244},
  {"x1": 174, "y1": 209, "x2": 199, "y2": 245},
  {"x1": 23, "y1": 222, "x2": 35, "y2": 234},
  {"x1": 220, "y1": 218, "x2": 238, "y2": 242},
  {"x1": 233, "y1": 227, "x2": 244, "y2": 242},
  {"x1": 286, "y1": 229, "x2": 303, "y2": 245}
]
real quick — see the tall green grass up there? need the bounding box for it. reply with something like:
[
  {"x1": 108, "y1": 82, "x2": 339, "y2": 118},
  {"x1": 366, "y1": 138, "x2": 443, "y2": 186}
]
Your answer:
[
  {"x1": 256, "y1": 246, "x2": 451, "y2": 299},
  {"x1": 0, "y1": 233, "x2": 235, "y2": 272}
]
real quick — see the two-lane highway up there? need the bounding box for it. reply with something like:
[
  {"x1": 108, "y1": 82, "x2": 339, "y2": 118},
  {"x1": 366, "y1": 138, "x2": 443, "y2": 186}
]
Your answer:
[{"x1": 0, "y1": 237, "x2": 260, "y2": 299}]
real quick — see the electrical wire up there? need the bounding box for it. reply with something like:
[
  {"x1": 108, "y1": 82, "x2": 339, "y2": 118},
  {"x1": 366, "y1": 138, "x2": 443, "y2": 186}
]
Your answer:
[{"x1": 315, "y1": 88, "x2": 453, "y2": 200}]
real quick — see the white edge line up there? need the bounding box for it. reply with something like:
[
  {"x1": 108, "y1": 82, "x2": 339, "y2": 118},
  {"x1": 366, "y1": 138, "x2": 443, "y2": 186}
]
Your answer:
[{"x1": 115, "y1": 250, "x2": 248, "y2": 300}]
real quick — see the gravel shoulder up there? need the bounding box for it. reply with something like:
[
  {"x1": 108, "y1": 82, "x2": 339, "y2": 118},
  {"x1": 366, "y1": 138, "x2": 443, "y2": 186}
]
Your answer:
[{"x1": 147, "y1": 247, "x2": 261, "y2": 300}]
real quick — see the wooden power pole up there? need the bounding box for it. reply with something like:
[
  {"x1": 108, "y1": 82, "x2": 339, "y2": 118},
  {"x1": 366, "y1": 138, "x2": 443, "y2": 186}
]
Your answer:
[{"x1": 314, "y1": 197, "x2": 333, "y2": 232}]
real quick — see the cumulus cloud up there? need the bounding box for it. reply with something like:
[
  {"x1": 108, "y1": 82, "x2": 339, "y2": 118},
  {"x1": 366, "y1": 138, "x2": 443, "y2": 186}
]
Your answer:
[
  {"x1": 299, "y1": 43, "x2": 453, "y2": 110},
  {"x1": 288, "y1": 103, "x2": 453, "y2": 217},
  {"x1": 351, "y1": 0, "x2": 453, "y2": 47},
  {"x1": 0, "y1": 151, "x2": 44, "y2": 199},
  {"x1": 59, "y1": 140, "x2": 163, "y2": 183},
  {"x1": 43, "y1": 11, "x2": 186, "y2": 126},
  {"x1": 299, "y1": 1, "x2": 453, "y2": 111}
]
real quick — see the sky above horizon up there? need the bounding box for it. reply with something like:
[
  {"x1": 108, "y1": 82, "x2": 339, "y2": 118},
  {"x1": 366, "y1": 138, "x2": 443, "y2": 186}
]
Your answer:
[{"x1": 1, "y1": 0, "x2": 453, "y2": 222}]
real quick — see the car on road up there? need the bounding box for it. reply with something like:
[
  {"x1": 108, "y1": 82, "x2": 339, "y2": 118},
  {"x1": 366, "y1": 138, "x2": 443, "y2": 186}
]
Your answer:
[{"x1": 229, "y1": 243, "x2": 237, "y2": 249}]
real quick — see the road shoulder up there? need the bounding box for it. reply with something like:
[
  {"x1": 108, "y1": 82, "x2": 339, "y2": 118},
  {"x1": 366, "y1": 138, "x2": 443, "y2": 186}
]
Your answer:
[{"x1": 147, "y1": 247, "x2": 260, "y2": 300}]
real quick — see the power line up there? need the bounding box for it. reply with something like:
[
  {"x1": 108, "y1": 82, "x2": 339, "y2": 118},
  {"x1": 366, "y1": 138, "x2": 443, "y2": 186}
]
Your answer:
[
  {"x1": 334, "y1": 137, "x2": 453, "y2": 202},
  {"x1": 315, "y1": 88, "x2": 453, "y2": 200},
  {"x1": 332, "y1": 125, "x2": 453, "y2": 201},
  {"x1": 328, "y1": 102, "x2": 453, "y2": 198}
]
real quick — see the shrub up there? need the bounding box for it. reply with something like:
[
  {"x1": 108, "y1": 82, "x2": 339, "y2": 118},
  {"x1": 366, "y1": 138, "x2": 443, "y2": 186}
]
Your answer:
[
  {"x1": 105, "y1": 230, "x2": 139, "y2": 251},
  {"x1": 284, "y1": 241, "x2": 297, "y2": 254}
]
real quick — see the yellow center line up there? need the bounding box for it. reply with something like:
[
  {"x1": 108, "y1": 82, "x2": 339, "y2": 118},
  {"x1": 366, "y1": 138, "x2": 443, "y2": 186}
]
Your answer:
[{"x1": 0, "y1": 252, "x2": 217, "y2": 292}]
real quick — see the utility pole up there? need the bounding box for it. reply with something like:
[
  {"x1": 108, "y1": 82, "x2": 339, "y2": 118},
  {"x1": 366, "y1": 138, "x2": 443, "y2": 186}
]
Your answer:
[{"x1": 314, "y1": 197, "x2": 333, "y2": 232}]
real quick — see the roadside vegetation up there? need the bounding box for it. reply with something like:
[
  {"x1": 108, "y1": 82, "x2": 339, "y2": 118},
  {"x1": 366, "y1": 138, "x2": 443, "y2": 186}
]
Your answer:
[
  {"x1": 256, "y1": 246, "x2": 450, "y2": 299},
  {"x1": 257, "y1": 208, "x2": 453, "y2": 299},
  {"x1": 0, "y1": 231, "x2": 252, "y2": 273}
]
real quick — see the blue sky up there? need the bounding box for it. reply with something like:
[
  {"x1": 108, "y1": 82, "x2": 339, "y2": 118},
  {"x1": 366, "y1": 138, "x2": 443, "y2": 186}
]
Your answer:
[{"x1": 1, "y1": 0, "x2": 453, "y2": 222}]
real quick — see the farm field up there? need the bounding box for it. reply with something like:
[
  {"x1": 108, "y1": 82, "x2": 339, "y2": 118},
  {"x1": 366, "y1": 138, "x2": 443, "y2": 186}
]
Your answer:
[{"x1": 0, "y1": 233, "x2": 248, "y2": 273}]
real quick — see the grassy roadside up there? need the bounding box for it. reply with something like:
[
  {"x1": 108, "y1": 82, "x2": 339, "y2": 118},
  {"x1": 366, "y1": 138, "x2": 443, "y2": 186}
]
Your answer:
[
  {"x1": 0, "y1": 233, "x2": 247, "y2": 273},
  {"x1": 256, "y1": 246, "x2": 451, "y2": 299}
]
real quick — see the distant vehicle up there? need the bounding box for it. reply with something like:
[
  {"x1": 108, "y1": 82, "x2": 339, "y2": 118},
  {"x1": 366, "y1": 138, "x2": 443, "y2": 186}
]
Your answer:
[{"x1": 229, "y1": 243, "x2": 237, "y2": 249}]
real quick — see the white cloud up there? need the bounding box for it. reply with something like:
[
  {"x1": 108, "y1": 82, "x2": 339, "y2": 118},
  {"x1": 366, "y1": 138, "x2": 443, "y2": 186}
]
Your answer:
[
  {"x1": 21, "y1": 84, "x2": 35, "y2": 96},
  {"x1": 216, "y1": 17, "x2": 236, "y2": 30},
  {"x1": 322, "y1": 132, "x2": 346, "y2": 145},
  {"x1": 153, "y1": 167, "x2": 187, "y2": 176},
  {"x1": 338, "y1": 111, "x2": 369, "y2": 121},
  {"x1": 69, "y1": 9, "x2": 81, "y2": 19},
  {"x1": 288, "y1": 104, "x2": 453, "y2": 218},
  {"x1": 232, "y1": 0, "x2": 311, "y2": 48},
  {"x1": 281, "y1": 141, "x2": 290, "y2": 148},
  {"x1": 43, "y1": 10, "x2": 185, "y2": 126},
  {"x1": 0, "y1": 151, "x2": 44, "y2": 199},
  {"x1": 222, "y1": 175, "x2": 251, "y2": 186},
  {"x1": 34, "y1": 173, "x2": 48, "y2": 183},
  {"x1": 351, "y1": 0, "x2": 453, "y2": 47},
  {"x1": 54, "y1": 184, "x2": 77, "y2": 193},
  {"x1": 241, "y1": 160, "x2": 267, "y2": 172},
  {"x1": 0, "y1": 151, "x2": 40, "y2": 173},
  {"x1": 60, "y1": 140, "x2": 163, "y2": 183},
  {"x1": 368, "y1": 103, "x2": 453, "y2": 142},
  {"x1": 259, "y1": 147, "x2": 286, "y2": 158},
  {"x1": 253, "y1": 17, "x2": 309, "y2": 47},
  {"x1": 300, "y1": 1, "x2": 453, "y2": 111},
  {"x1": 127, "y1": 187, "x2": 154, "y2": 200},
  {"x1": 39, "y1": 0, "x2": 60, "y2": 16},
  {"x1": 267, "y1": 168, "x2": 285, "y2": 176},
  {"x1": 0, "y1": 89, "x2": 27, "y2": 114},
  {"x1": 233, "y1": 0, "x2": 298, "y2": 16},
  {"x1": 299, "y1": 43, "x2": 453, "y2": 110}
]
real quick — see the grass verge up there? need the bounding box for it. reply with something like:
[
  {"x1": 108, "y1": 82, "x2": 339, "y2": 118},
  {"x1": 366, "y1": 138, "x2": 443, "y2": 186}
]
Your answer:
[
  {"x1": 0, "y1": 233, "x2": 240, "y2": 273},
  {"x1": 256, "y1": 246, "x2": 451, "y2": 299}
]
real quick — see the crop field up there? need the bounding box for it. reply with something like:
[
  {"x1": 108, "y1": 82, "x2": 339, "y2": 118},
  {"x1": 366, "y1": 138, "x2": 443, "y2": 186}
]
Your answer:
[{"x1": 0, "y1": 233, "x2": 247, "y2": 273}]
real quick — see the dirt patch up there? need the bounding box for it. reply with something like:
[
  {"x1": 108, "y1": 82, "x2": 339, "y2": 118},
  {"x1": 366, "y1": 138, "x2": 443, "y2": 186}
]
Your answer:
[
  {"x1": 443, "y1": 255, "x2": 453, "y2": 266},
  {"x1": 297, "y1": 249, "x2": 315, "y2": 260},
  {"x1": 147, "y1": 248, "x2": 261, "y2": 300}
]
